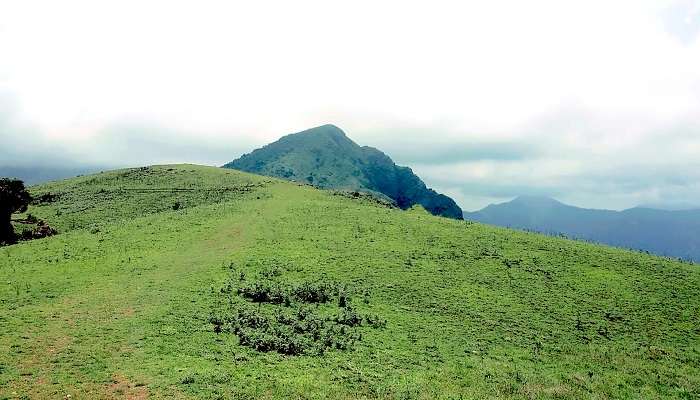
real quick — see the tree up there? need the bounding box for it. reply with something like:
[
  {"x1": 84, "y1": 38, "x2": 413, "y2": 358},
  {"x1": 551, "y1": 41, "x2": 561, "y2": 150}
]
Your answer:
[{"x1": 0, "y1": 178, "x2": 32, "y2": 245}]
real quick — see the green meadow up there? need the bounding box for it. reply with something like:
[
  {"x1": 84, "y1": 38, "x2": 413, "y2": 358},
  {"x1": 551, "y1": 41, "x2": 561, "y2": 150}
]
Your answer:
[{"x1": 1, "y1": 164, "x2": 698, "y2": 399}]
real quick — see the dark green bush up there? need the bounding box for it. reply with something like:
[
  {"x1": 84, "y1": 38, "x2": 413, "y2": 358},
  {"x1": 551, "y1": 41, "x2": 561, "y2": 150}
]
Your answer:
[
  {"x1": 292, "y1": 281, "x2": 336, "y2": 303},
  {"x1": 212, "y1": 266, "x2": 385, "y2": 356},
  {"x1": 237, "y1": 280, "x2": 289, "y2": 304},
  {"x1": 19, "y1": 228, "x2": 33, "y2": 241},
  {"x1": 335, "y1": 306, "x2": 363, "y2": 327},
  {"x1": 338, "y1": 287, "x2": 350, "y2": 308}
]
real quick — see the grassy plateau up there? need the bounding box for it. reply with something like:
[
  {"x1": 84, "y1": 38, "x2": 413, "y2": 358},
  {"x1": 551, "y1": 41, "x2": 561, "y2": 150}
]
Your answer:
[{"x1": 0, "y1": 164, "x2": 698, "y2": 399}]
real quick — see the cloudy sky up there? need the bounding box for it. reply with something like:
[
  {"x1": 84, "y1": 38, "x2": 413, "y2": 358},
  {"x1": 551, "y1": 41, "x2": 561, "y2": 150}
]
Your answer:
[{"x1": 1, "y1": 0, "x2": 699, "y2": 211}]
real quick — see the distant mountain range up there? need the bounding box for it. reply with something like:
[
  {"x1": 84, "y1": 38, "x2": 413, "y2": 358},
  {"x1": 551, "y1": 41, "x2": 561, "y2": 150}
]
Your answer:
[
  {"x1": 465, "y1": 195, "x2": 700, "y2": 262},
  {"x1": 224, "y1": 124, "x2": 463, "y2": 219},
  {"x1": 0, "y1": 165, "x2": 105, "y2": 185}
]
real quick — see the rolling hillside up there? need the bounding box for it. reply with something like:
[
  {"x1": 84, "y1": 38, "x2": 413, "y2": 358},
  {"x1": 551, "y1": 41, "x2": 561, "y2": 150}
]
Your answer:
[
  {"x1": 224, "y1": 125, "x2": 463, "y2": 219},
  {"x1": 0, "y1": 165, "x2": 699, "y2": 399},
  {"x1": 465, "y1": 195, "x2": 700, "y2": 262}
]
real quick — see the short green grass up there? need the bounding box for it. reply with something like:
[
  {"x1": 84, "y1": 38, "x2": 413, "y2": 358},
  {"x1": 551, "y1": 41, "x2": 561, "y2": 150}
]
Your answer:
[{"x1": 1, "y1": 164, "x2": 698, "y2": 399}]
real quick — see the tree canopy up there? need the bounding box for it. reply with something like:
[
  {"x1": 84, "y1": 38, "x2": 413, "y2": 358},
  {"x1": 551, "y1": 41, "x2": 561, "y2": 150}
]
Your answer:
[{"x1": 0, "y1": 178, "x2": 32, "y2": 245}]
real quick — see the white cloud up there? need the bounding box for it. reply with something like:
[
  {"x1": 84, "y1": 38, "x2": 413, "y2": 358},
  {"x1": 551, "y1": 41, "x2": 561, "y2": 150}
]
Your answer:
[{"x1": 0, "y1": 0, "x2": 699, "y2": 210}]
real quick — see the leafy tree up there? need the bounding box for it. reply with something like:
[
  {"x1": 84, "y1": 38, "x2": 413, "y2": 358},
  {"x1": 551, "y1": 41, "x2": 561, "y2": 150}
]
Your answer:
[{"x1": 0, "y1": 178, "x2": 32, "y2": 245}]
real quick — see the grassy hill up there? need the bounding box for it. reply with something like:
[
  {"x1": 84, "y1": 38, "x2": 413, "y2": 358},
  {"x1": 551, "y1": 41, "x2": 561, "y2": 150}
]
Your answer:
[
  {"x1": 224, "y1": 125, "x2": 463, "y2": 219},
  {"x1": 1, "y1": 164, "x2": 699, "y2": 399}
]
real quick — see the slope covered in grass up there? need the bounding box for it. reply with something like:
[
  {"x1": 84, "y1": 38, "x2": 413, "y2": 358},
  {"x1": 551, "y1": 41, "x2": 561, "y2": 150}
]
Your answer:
[{"x1": 1, "y1": 164, "x2": 699, "y2": 399}]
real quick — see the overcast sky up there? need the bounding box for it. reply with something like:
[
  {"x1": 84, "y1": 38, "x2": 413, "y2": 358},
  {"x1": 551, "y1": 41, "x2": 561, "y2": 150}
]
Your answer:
[{"x1": 1, "y1": 0, "x2": 699, "y2": 211}]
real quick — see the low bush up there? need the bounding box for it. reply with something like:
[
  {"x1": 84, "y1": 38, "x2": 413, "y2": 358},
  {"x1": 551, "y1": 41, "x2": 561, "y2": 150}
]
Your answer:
[
  {"x1": 16, "y1": 220, "x2": 58, "y2": 242},
  {"x1": 291, "y1": 280, "x2": 336, "y2": 303},
  {"x1": 335, "y1": 306, "x2": 363, "y2": 327},
  {"x1": 237, "y1": 280, "x2": 289, "y2": 304},
  {"x1": 212, "y1": 266, "x2": 385, "y2": 356},
  {"x1": 31, "y1": 192, "x2": 58, "y2": 205}
]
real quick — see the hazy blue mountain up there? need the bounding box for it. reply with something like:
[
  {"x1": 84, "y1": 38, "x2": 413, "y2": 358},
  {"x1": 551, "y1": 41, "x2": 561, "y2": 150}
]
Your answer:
[
  {"x1": 0, "y1": 165, "x2": 105, "y2": 185},
  {"x1": 638, "y1": 201, "x2": 700, "y2": 211},
  {"x1": 464, "y1": 195, "x2": 700, "y2": 262},
  {"x1": 224, "y1": 124, "x2": 463, "y2": 219}
]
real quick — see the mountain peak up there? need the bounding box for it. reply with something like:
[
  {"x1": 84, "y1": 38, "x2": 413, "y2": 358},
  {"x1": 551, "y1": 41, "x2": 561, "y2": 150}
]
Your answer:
[
  {"x1": 274, "y1": 124, "x2": 353, "y2": 149},
  {"x1": 319, "y1": 123, "x2": 345, "y2": 134},
  {"x1": 296, "y1": 124, "x2": 347, "y2": 138},
  {"x1": 512, "y1": 195, "x2": 563, "y2": 206},
  {"x1": 223, "y1": 126, "x2": 463, "y2": 219}
]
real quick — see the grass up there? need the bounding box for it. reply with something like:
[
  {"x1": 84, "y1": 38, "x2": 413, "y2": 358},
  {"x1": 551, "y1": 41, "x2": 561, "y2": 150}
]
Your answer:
[{"x1": 0, "y1": 164, "x2": 698, "y2": 399}]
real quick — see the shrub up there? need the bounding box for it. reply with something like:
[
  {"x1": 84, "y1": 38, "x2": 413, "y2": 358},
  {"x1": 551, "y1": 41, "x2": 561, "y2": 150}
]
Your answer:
[
  {"x1": 180, "y1": 374, "x2": 196, "y2": 385},
  {"x1": 335, "y1": 307, "x2": 363, "y2": 327},
  {"x1": 212, "y1": 266, "x2": 385, "y2": 356},
  {"x1": 292, "y1": 281, "x2": 336, "y2": 303},
  {"x1": 16, "y1": 221, "x2": 58, "y2": 241},
  {"x1": 31, "y1": 192, "x2": 57, "y2": 205},
  {"x1": 261, "y1": 266, "x2": 284, "y2": 278},
  {"x1": 33, "y1": 221, "x2": 57, "y2": 239},
  {"x1": 338, "y1": 287, "x2": 350, "y2": 308},
  {"x1": 233, "y1": 308, "x2": 316, "y2": 355},
  {"x1": 237, "y1": 280, "x2": 289, "y2": 304},
  {"x1": 232, "y1": 307, "x2": 270, "y2": 331},
  {"x1": 19, "y1": 229, "x2": 33, "y2": 241}
]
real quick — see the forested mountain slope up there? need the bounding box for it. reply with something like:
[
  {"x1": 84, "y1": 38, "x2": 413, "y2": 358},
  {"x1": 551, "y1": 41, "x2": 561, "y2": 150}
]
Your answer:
[{"x1": 224, "y1": 125, "x2": 463, "y2": 219}]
